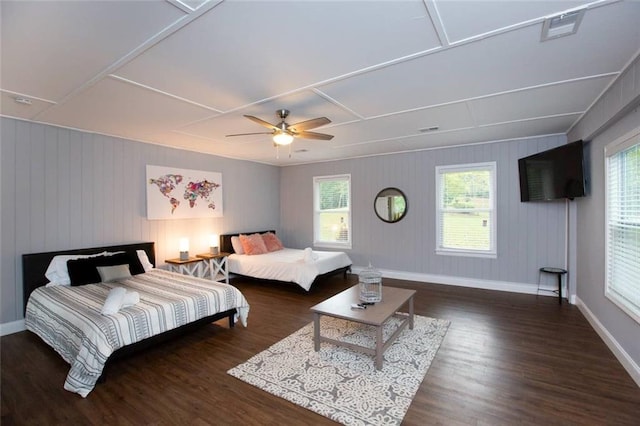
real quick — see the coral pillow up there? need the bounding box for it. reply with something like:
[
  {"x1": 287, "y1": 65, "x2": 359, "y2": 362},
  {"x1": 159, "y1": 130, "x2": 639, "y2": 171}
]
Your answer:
[
  {"x1": 239, "y1": 233, "x2": 268, "y2": 255},
  {"x1": 262, "y1": 232, "x2": 284, "y2": 252}
]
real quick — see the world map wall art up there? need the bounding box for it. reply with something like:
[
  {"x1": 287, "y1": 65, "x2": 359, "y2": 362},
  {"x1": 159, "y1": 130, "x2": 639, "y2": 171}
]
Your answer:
[{"x1": 146, "y1": 165, "x2": 223, "y2": 220}]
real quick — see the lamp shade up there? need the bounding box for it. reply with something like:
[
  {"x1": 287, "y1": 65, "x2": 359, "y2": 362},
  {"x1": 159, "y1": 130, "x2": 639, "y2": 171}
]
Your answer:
[
  {"x1": 273, "y1": 132, "x2": 294, "y2": 145},
  {"x1": 209, "y1": 233, "x2": 219, "y2": 254},
  {"x1": 179, "y1": 238, "x2": 189, "y2": 252}
]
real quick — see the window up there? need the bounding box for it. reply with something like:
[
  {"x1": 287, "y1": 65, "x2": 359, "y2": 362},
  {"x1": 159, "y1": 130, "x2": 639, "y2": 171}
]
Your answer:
[
  {"x1": 436, "y1": 162, "x2": 496, "y2": 257},
  {"x1": 605, "y1": 129, "x2": 640, "y2": 323},
  {"x1": 314, "y1": 174, "x2": 351, "y2": 249}
]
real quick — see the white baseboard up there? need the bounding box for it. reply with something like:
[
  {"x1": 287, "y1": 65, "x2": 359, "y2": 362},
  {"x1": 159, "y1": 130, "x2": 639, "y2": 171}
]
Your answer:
[
  {"x1": 350, "y1": 266, "x2": 561, "y2": 298},
  {"x1": 0, "y1": 319, "x2": 26, "y2": 336},
  {"x1": 575, "y1": 297, "x2": 640, "y2": 387}
]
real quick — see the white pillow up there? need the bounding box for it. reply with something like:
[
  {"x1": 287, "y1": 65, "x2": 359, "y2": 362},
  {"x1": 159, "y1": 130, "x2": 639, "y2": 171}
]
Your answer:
[
  {"x1": 101, "y1": 287, "x2": 127, "y2": 315},
  {"x1": 45, "y1": 251, "x2": 108, "y2": 286},
  {"x1": 231, "y1": 236, "x2": 244, "y2": 254},
  {"x1": 136, "y1": 250, "x2": 154, "y2": 272},
  {"x1": 97, "y1": 264, "x2": 132, "y2": 282}
]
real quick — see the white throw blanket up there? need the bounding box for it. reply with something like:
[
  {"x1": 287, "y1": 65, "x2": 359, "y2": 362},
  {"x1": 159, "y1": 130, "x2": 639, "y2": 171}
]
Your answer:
[
  {"x1": 101, "y1": 287, "x2": 140, "y2": 315},
  {"x1": 122, "y1": 290, "x2": 140, "y2": 308},
  {"x1": 303, "y1": 247, "x2": 319, "y2": 263}
]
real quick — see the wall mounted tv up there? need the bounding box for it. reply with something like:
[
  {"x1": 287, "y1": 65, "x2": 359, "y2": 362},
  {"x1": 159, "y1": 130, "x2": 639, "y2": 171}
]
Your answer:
[{"x1": 518, "y1": 140, "x2": 587, "y2": 202}]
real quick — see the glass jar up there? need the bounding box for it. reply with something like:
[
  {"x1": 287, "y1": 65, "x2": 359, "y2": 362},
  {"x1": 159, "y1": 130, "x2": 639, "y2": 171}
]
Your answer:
[{"x1": 359, "y1": 263, "x2": 382, "y2": 303}]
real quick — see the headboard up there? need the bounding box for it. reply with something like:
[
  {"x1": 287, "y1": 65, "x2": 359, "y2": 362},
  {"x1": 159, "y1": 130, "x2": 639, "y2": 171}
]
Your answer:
[
  {"x1": 220, "y1": 230, "x2": 276, "y2": 254},
  {"x1": 22, "y1": 242, "x2": 156, "y2": 313}
]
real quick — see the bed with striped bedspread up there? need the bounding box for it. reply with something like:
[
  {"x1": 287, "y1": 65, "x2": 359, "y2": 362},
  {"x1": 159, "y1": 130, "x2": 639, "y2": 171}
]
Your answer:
[{"x1": 25, "y1": 269, "x2": 250, "y2": 397}]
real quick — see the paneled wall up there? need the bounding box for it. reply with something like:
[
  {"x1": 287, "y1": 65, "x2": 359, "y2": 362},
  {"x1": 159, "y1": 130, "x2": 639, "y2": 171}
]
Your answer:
[
  {"x1": 568, "y1": 51, "x2": 640, "y2": 379},
  {"x1": 0, "y1": 116, "x2": 572, "y2": 323},
  {"x1": 0, "y1": 117, "x2": 280, "y2": 323},
  {"x1": 280, "y1": 135, "x2": 568, "y2": 288}
]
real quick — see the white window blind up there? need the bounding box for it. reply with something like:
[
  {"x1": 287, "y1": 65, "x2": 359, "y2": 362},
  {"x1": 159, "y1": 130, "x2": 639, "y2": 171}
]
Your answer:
[
  {"x1": 605, "y1": 129, "x2": 640, "y2": 323},
  {"x1": 436, "y1": 162, "x2": 497, "y2": 258},
  {"x1": 313, "y1": 174, "x2": 351, "y2": 249}
]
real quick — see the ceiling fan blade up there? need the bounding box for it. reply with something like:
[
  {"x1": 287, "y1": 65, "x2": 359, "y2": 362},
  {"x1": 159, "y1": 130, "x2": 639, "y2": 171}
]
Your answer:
[
  {"x1": 296, "y1": 130, "x2": 334, "y2": 140},
  {"x1": 244, "y1": 115, "x2": 279, "y2": 131},
  {"x1": 289, "y1": 117, "x2": 331, "y2": 132},
  {"x1": 226, "y1": 132, "x2": 273, "y2": 137}
]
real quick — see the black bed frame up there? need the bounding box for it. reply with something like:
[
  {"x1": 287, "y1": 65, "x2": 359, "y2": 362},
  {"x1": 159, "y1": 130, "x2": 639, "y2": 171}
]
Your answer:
[
  {"x1": 22, "y1": 241, "x2": 237, "y2": 382},
  {"x1": 219, "y1": 231, "x2": 352, "y2": 286}
]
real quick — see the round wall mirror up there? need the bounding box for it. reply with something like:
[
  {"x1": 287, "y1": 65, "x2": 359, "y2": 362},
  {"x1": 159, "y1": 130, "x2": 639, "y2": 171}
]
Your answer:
[{"x1": 374, "y1": 187, "x2": 408, "y2": 223}]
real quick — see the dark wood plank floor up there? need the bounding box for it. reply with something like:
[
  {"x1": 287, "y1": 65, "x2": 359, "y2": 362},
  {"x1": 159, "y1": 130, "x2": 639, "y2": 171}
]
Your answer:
[{"x1": 2, "y1": 275, "x2": 639, "y2": 425}]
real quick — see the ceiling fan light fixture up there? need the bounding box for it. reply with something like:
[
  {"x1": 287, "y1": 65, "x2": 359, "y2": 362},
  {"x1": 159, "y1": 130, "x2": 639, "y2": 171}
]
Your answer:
[{"x1": 273, "y1": 132, "x2": 294, "y2": 145}]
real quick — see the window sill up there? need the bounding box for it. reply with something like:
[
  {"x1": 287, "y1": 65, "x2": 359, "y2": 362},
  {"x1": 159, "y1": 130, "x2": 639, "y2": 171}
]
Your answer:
[
  {"x1": 605, "y1": 289, "x2": 640, "y2": 325},
  {"x1": 314, "y1": 242, "x2": 352, "y2": 250},
  {"x1": 436, "y1": 248, "x2": 496, "y2": 259}
]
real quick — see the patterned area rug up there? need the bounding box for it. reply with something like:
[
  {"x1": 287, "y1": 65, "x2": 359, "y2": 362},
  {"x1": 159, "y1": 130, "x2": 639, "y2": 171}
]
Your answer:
[{"x1": 228, "y1": 314, "x2": 450, "y2": 425}]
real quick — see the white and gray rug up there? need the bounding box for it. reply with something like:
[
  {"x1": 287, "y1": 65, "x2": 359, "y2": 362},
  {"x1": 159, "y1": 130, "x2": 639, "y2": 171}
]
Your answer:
[{"x1": 228, "y1": 314, "x2": 450, "y2": 425}]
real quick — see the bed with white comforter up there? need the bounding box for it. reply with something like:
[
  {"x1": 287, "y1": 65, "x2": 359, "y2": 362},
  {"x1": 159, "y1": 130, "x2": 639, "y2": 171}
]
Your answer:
[
  {"x1": 227, "y1": 248, "x2": 352, "y2": 291},
  {"x1": 25, "y1": 269, "x2": 249, "y2": 397}
]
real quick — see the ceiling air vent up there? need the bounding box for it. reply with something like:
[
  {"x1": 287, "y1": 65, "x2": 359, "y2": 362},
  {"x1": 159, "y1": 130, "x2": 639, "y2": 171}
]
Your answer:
[
  {"x1": 541, "y1": 9, "x2": 585, "y2": 42},
  {"x1": 14, "y1": 97, "x2": 32, "y2": 105}
]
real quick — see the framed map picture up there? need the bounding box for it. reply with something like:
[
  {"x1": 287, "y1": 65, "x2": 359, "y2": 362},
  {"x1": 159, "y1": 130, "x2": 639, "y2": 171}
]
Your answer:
[{"x1": 146, "y1": 165, "x2": 223, "y2": 219}]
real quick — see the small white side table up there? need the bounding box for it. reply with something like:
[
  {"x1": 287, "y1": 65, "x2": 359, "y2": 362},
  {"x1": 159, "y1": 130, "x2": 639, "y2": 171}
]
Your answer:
[
  {"x1": 196, "y1": 252, "x2": 230, "y2": 284},
  {"x1": 165, "y1": 257, "x2": 202, "y2": 277}
]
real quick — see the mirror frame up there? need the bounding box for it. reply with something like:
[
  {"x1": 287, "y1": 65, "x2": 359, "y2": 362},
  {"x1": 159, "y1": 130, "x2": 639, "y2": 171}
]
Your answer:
[{"x1": 374, "y1": 187, "x2": 408, "y2": 223}]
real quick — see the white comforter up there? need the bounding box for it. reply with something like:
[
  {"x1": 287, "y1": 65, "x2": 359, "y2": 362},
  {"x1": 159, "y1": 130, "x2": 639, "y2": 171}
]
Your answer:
[
  {"x1": 25, "y1": 269, "x2": 249, "y2": 397},
  {"x1": 227, "y1": 248, "x2": 352, "y2": 291}
]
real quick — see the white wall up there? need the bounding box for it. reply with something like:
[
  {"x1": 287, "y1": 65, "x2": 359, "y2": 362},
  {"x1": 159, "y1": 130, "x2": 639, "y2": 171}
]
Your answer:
[
  {"x1": 0, "y1": 117, "x2": 280, "y2": 324},
  {"x1": 280, "y1": 134, "x2": 570, "y2": 293}
]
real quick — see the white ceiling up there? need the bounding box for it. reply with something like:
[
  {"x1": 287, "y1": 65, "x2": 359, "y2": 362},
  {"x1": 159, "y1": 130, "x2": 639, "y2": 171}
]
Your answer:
[{"x1": 2, "y1": 0, "x2": 639, "y2": 166}]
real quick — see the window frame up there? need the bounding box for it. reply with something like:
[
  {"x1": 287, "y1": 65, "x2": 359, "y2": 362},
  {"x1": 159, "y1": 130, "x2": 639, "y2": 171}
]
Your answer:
[
  {"x1": 435, "y1": 161, "x2": 497, "y2": 258},
  {"x1": 313, "y1": 174, "x2": 352, "y2": 250},
  {"x1": 604, "y1": 127, "x2": 640, "y2": 324}
]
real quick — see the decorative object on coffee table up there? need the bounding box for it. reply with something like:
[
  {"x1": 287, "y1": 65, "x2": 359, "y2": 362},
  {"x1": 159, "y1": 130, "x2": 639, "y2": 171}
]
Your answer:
[{"x1": 359, "y1": 263, "x2": 382, "y2": 303}]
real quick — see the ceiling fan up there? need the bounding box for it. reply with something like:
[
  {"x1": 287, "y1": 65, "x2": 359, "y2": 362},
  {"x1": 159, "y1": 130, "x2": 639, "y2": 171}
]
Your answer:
[{"x1": 226, "y1": 109, "x2": 334, "y2": 146}]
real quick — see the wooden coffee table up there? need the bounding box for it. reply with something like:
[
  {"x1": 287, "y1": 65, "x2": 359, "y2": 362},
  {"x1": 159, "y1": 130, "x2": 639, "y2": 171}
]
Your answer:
[{"x1": 310, "y1": 285, "x2": 415, "y2": 370}]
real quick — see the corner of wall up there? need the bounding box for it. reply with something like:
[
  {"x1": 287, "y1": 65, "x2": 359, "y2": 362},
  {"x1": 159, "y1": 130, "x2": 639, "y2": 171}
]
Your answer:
[
  {"x1": 0, "y1": 319, "x2": 26, "y2": 336},
  {"x1": 569, "y1": 51, "x2": 640, "y2": 142}
]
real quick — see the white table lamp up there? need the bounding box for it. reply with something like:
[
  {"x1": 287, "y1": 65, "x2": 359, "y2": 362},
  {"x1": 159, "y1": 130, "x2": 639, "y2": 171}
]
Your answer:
[{"x1": 179, "y1": 238, "x2": 189, "y2": 260}]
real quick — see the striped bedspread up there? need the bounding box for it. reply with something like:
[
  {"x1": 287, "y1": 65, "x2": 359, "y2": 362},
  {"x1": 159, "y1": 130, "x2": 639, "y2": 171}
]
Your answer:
[{"x1": 25, "y1": 269, "x2": 250, "y2": 397}]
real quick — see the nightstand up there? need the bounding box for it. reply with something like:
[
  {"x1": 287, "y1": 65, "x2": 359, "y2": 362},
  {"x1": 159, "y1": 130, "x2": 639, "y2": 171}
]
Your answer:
[
  {"x1": 196, "y1": 252, "x2": 230, "y2": 284},
  {"x1": 165, "y1": 257, "x2": 202, "y2": 277}
]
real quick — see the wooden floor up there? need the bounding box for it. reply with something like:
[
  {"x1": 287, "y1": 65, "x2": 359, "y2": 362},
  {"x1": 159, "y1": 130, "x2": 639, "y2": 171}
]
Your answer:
[{"x1": 2, "y1": 275, "x2": 640, "y2": 425}]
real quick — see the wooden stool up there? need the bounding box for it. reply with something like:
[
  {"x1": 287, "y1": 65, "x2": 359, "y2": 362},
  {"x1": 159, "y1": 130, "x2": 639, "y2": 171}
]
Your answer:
[{"x1": 538, "y1": 267, "x2": 567, "y2": 304}]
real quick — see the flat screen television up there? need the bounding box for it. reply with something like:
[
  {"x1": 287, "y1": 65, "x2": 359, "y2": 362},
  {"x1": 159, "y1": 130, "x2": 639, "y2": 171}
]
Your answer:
[{"x1": 518, "y1": 140, "x2": 586, "y2": 202}]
